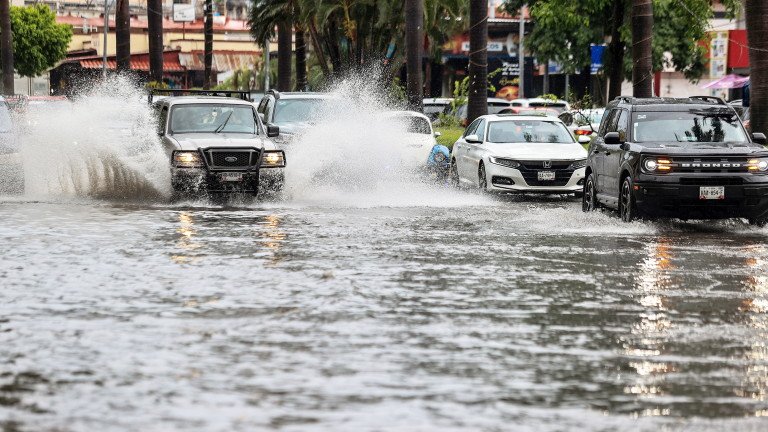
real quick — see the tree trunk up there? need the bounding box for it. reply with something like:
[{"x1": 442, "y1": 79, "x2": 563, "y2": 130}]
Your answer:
[
  {"x1": 147, "y1": 0, "x2": 163, "y2": 83},
  {"x1": 631, "y1": 0, "x2": 653, "y2": 97},
  {"x1": 204, "y1": 0, "x2": 213, "y2": 89},
  {"x1": 746, "y1": 0, "x2": 768, "y2": 135},
  {"x1": 295, "y1": 27, "x2": 307, "y2": 91},
  {"x1": 607, "y1": 0, "x2": 625, "y2": 101},
  {"x1": 405, "y1": 0, "x2": 423, "y2": 110},
  {"x1": 0, "y1": 0, "x2": 13, "y2": 95},
  {"x1": 277, "y1": 21, "x2": 292, "y2": 91},
  {"x1": 116, "y1": 0, "x2": 131, "y2": 72},
  {"x1": 467, "y1": 0, "x2": 488, "y2": 124},
  {"x1": 307, "y1": 19, "x2": 331, "y2": 79}
]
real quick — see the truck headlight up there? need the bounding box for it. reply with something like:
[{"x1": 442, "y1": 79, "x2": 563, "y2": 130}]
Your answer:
[
  {"x1": 642, "y1": 157, "x2": 672, "y2": 173},
  {"x1": 173, "y1": 151, "x2": 204, "y2": 168},
  {"x1": 489, "y1": 156, "x2": 521, "y2": 169},
  {"x1": 261, "y1": 150, "x2": 286, "y2": 168}
]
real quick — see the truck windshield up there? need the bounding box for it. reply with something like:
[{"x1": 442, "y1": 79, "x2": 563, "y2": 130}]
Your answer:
[
  {"x1": 487, "y1": 120, "x2": 574, "y2": 143},
  {"x1": 632, "y1": 111, "x2": 747, "y2": 143},
  {"x1": 170, "y1": 105, "x2": 257, "y2": 134}
]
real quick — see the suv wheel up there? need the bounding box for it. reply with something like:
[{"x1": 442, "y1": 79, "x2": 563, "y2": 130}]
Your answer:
[
  {"x1": 619, "y1": 176, "x2": 639, "y2": 222},
  {"x1": 478, "y1": 162, "x2": 488, "y2": 191},
  {"x1": 582, "y1": 173, "x2": 599, "y2": 212}
]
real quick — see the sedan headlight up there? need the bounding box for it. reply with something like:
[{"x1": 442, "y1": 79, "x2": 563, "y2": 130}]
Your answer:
[
  {"x1": 261, "y1": 150, "x2": 286, "y2": 168},
  {"x1": 748, "y1": 158, "x2": 768, "y2": 172},
  {"x1": 568, "y1": 159, "x2": 587, "y2": 170},
  {"x1": 172, "y1": 151, "x2": 204, "y2": 168},
  {"x1": 489, "y1": 156, "x2": 521, "y2": 169}
]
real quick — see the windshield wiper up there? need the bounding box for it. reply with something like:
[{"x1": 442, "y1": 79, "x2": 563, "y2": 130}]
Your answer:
[{"x1": 214, "y1": 111, "x2": 234, "y2": 133}]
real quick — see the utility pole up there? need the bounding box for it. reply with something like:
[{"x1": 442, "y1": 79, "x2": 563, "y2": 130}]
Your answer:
[
  {"x1": 518, "y1": 4, "x2": 525, "y2": 99},
  {"x1": 203, "y1": 0, "x2": 213, "y2": 89},
  {"x1": 116, "y1": 0, "x2": 130, "y2": 73},
  {"x1": 405, "y1": 0, "x2": 423, "y2": 110},
  {"x1": 631, "y1": 0, "x2": 653, "y2": 97},
  {"x1": 276, "y1": 22, "x2": 291, "y2": 91},
  {"x1": 147, "y1": 0, "x2": 163, "y2": 82},
  {"x1": 0, "y1": 0, "x2": 11, "y2": 95},
  {"x1": 467, "y1": 0, "x2": 488, "y2": 124},
  {"x1": 264, "y1": 38, "x2": 270, "y2": 91},
  {"x1": 102, "y1": 0, "x2": 110, "y2": 79}
]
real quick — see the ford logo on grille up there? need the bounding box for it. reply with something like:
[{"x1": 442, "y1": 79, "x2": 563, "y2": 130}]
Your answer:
[{"x1": 224, "y1": 156, "x2": 238, "y2": 162}]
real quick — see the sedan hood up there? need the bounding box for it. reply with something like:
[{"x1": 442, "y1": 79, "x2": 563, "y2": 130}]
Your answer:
[
  {"x1": 483, "y1": 142, "x2": 587, "y2": 160},
  {"x1": 170, "y1": 133, "x2": 271, "y2": 150}
]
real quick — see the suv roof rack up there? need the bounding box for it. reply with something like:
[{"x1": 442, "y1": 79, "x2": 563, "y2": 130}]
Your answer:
[
  {"x1": 148, "y1": 89, "x2": 251, "y2": 103},
  {"x1": 689, "y1": 95, "x2": 727, "y2": 105}
]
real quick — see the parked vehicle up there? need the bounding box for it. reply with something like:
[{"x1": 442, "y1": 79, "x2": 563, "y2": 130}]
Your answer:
[
  {"x1": 444, "y1": 98, "x2": 513, "y2": 126},
  {"x1": 509, "y1": 98, "x2": 570, "y2": 114},
  {"x1": 386, "y1": 110, "x2": 441, "y2": 169},
  {"x1": 423, "y1": 97, "x2": 453, "y2": 122},
  {"x1": 559, "y1": 108, "x2": 606, "y2": 140},
  {"x1": 151, "y1": 90, "x2": 286, "y2": 198},
  {"x1": 449, "y1": 114, "x2": 587, "y2": 195},
  {"x1": 582, "y1": 96, "x2": 768, "y2": 225}
]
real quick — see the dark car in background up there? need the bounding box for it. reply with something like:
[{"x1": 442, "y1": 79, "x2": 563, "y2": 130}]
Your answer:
[
  {"x1": 582, "y1": 96, "x2": 768, "y2": 225},
  {"x1": 256, "y1": 90, "x2": 338, "y2": 146}
]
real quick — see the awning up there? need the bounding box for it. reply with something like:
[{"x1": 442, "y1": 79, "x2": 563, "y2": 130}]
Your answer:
[
  {"x1": 701, "y1": 74, "x2": 749, "y2": 89},
  {"x1": 178, "y1": 52, "x2": 258, "y2": 72},
  {"x1": 79, "y1": 58, "x2": 185, "y2": 72}
]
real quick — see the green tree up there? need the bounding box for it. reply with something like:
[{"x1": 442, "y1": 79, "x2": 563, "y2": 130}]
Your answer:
[{"x1": 9, "y1": 4, "x2": 72, "y2": 77}]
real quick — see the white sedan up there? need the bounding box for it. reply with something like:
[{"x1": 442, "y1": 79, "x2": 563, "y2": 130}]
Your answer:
[
  {"x1": 450, "y1": 114, "x2": 588, "y2": 195},
  {"x1": 385, "y1": 110, "x2": 440, "y2": 168}
]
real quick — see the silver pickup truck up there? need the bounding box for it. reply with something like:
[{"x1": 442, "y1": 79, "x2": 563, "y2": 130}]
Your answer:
[{"x1": 152, "y1": 90, "x2": 285, "y2": 198}]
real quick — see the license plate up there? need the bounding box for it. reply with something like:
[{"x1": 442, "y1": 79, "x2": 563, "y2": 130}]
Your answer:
[
  {"x1": 699, "y1": 186, "x2": 725, "y2": 200},
  {"x1": 538, "y1": 171, "x2": 556, "y2": 181},
  {"x1": 219, "y1": 172, "x2": 244, "y2": 182}
]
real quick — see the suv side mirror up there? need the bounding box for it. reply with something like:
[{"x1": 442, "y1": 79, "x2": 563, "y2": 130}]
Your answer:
[
  {"x1": 604, "y1": 131, "x2": 622, "y2": 145},
  {"x1": 753, "y1": 132, "x2": 767, "y2": 145},
  {"x1": 267, "y1": 124, "x2": 280, "y2": 138},
  {"x1": 465, "y1": 134, "x2": 481, "y2": 143}
]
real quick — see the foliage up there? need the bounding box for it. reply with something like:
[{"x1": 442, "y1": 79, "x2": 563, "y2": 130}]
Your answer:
[
  {"x1": 434, "y1": 125, "x2": 464, "y2": 148},
  {"x1": 9, "y1": 5, "x2": 73, "y2": 77},
  {"x1": 146, "y1": 81, "x2": 169, "y2": 90},
  {"x1": 502, "y1": 0, "x2": 741, "y2": 82},
  {"x1": 389, "y1": 76, "x2": 407, "y2": 103}
]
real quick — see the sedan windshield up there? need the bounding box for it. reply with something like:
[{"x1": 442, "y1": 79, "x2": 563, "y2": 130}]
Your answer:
[
  {"x1": 392, "y1": 115, "x2": 431, "y2": 134},
  {"x1": 632, "y1": 110, "x2": 747, "y2": 143},
  {"x1": 171, "y1": 105, "x2": 257, "y2": 134},
  {"x1": 487, "y1": 120, "x2": 574, "y2": 143}
]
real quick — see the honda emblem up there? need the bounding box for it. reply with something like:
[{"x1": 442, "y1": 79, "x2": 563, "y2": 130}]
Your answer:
[{"x1": 542, "y1": 161, "x2": 552, "y2": 168}]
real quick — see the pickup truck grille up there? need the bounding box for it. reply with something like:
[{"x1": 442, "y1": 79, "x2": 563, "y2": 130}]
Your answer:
[{"x1": 203, "y1": 149, "x2": 260, "y2": 170}]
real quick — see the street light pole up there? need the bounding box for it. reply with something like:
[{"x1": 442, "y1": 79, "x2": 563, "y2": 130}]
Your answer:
[
  {"x1": 518, "y1": 4, "x2": 525, "y2": 99},
  {"x1": 264, "y1": 38, "x2": 270, "y2": 91},
  {"x1": 102, "y1": 0, "x2": 111, "y2": 79}
]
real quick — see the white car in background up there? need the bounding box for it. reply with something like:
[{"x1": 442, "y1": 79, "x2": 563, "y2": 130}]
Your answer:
[
  {"x1": 386, "y1": 110, "x2": 440, "y2": 168},
  {"x1": 509, "y1": 98, "x2": 570, "y2": 113},
  {"x1": 450, "y1": 114, "x2": 587, "y2": 195},
  {"x1": 558, "y1": 108, "x2": 605, "y2": 140}
]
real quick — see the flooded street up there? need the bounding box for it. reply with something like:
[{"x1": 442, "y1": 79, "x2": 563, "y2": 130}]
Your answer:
[{"x1": 2, "y1": 194, "x2": 768, "y2": 431}]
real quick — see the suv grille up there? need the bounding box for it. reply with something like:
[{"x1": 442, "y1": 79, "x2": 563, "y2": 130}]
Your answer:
[
  {"x1": 204, "y1": 149, "x2": 260, "y2": 170},
  {"x1": 670, "y1": 157, "x2": 750, "y2": 173}
]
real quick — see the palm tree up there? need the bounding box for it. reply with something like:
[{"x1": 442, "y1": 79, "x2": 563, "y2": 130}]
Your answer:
[
  {"x1": 116, "y1": 0, "x2": 131, "y2": 72},
  {"x1": 631, "y1": 0, "x2": 653, "y2": 97},
  {"x1": 467, "y1": 0, "x2": 488, "y2": 123},
  {"x1": 405, "y1": 0, "x2": 423, "y2": 110},
  {"x1": 746, "y1": 0, "x2": 767, "y2": 134},
  {"x1": 147, "y1": 0, "x2": 163, "y2": 82},
  {"x1": 250, "y1": 0, "x2": 293, "y2": 90},
  {"x1": 277, "y1": 22, "x2": 292, "y2": 91},
  {"x1": 0, "y1": 0, "x2": 13, "y2": 94},
  {"x1": 294, "y1": 4, "x2": 307, "y2": 91},
  {"x1": 607, "y1": 0, "x2": 626, "y2": 102}
]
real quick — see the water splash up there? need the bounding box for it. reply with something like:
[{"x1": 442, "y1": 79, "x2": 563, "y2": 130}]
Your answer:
[{"x1": 19, "y1": 76, "x2": 170, "y2": 200}]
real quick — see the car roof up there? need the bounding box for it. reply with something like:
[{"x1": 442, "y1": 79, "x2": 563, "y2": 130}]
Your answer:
[
  {"x1": 162, "y1": 96, "x2": 256, "y2": 106},
  {"x1": 611, "y1": 96, "x2": 738, "y2": 112},
  {"x1": 486, "y1": 114, "x2": 566, "y2": 122},
  {"x1": 385, "y1": 110, "x2": 431, "y2": 121},
  {"x1": 269, "y1": 92, "x2": 337, "y2": 100}
]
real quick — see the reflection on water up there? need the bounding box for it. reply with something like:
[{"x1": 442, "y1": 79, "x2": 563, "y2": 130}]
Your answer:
[{"x1": 171, "y1": 211, "x2": 201, "y2": 264}]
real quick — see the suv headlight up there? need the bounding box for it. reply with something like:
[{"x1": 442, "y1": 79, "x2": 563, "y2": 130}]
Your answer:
[
  {"x1": 569, "y1": 159, "x2": 587, "y2": 170},
  {"x1": 489, "y1": 156, "x2": 521, "y2": 169},
  {"x1": 261, "y1": 150, "x2": 286, "y2": 168},
  {"x1": 748, "y1": 158, "x2": 768, "y2": 172},
  {"x1": 173, "y1": 151, "x2": 204, "y2": 168},
  {"x1": 641, "y1": 157, "x2": 672, "y2": 174}
]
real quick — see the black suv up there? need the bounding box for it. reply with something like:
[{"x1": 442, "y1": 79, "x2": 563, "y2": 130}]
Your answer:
[{"x1": 582, "y1": 96, "x2": 768, "y2": 225}]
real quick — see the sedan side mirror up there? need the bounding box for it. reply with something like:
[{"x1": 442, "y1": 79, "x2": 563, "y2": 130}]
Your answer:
[
  {"x1": 434, "y1": 131, "x2": 442, "y2": 138},
  {"x1": 267, "y1": 124, "x2": 280, "y2": 138},
  {"x1": 753, "y1": 132, "x2": 767, "y2": 145},
  {"x1": 465, "y1": 134, "x2": 481, "y2": 143},
  {"x1": 577, "y1": 135, "x2": 591, "y2": 145},
  {"x1": 604, "y1": 131, "x2": 622, "y2": 145}
]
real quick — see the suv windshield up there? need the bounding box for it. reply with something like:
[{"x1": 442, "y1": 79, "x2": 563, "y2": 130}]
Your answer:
[
  {"x1": 171, "y1": 105, "x2": 257, "y2": 134},
  {"x1": 632, "y1": 110, "x2": 747, "y2": 143},
  {"x1": 487, "y1": 120, "x2": 574, "y2": 143},
  {"x1": 274, "y1": 98, "x2": 328, "y2": 123}
]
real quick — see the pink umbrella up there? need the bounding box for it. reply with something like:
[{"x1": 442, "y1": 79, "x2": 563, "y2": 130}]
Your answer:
[{"x1": 701, "y1": 74, "x2": 750, "y2": 89}]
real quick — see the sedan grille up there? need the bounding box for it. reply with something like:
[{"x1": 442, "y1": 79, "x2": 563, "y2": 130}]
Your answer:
[
  {"x1": 517, "y1": 166, "x2": 574, "y2": 186},
  {"x1": 519, "y1": 160, "x2": 572, "y2": 170}
]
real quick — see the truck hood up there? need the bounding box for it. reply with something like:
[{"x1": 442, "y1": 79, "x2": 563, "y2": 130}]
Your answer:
[
  {"x1": 483, "y1": 142, "x2": 587, "y2": 160},
  {"x1": 169, "y1": 133, "x2": 273, "y2": 150}
]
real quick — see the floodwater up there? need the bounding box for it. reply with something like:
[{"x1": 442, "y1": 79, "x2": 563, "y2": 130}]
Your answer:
[{"x1": 2, "y1": 80, "x2": 768, "y2": 431}]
